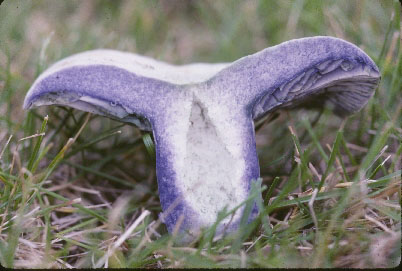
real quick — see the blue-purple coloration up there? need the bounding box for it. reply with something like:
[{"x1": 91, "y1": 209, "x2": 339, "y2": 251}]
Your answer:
[
  {"x1": 24, "y1": 36, "x2": 380, "y2": 238},
  {"x1": 152, "y1": 121, "x2": 196, "y2": 233},
  {"x1": 207, "y1": 37, "x2": 379, "y2": 120},
  {"x1": 24, "y1": 65, "x2": 179, "y2": 121},
  {"x1": 210, "y1": 36, "x2": 378, "y2": 97}
]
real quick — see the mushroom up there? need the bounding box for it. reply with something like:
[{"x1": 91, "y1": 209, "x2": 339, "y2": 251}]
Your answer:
[{"x1": 24, "y1": 36, "x2": 380, "y2": 237}]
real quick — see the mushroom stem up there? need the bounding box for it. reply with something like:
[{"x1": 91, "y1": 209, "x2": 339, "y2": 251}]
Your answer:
[{"x1": 152, "y1": 91, "x2": 260, "y2": 235}]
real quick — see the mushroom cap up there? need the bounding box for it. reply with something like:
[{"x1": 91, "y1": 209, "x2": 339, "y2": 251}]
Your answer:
[
  {"x1": 24, "y1": 36, "x2": 380, "y2": 129},
  {"x1": 208, "y1": 36, "x2": 380, "y2": 119},
  {"x1": 24, "y1": 49, "x2": 229, "y2": 131}
]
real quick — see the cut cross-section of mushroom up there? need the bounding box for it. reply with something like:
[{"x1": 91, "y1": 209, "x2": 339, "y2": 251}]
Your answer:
[{"x1": 24, "y1": 36, "x2": 380, "y2": 238}]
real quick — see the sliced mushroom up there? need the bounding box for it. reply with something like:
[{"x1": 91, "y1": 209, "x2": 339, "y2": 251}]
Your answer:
[{"x1": 24, "y1": 36, "x2": 380, "y2": 237}]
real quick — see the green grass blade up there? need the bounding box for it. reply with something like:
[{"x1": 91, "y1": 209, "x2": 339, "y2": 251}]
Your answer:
[
  {"x1": 318, "y1": 130, "x2": 342, "y2": 190},
  {"x1": 27, "y1": 115, "x2": 48, "y2": 173}
]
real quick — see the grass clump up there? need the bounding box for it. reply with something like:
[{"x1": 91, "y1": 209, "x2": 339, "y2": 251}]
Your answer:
[{"x1": 0, "y1": 0, "x2": 400, "y2": 268}]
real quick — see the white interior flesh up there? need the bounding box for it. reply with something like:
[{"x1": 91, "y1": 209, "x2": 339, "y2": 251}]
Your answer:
[
  {"x1": 36, "y1": 49, "x2": 229, "y2": 85},
  {"x1": 180, "y1": 100, "x2": 246, "y2": 226}
]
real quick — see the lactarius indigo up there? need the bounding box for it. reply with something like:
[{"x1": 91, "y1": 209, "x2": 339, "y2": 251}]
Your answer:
[{"x1": 24, "y1": 36, "x2": 380, "y2": 236}]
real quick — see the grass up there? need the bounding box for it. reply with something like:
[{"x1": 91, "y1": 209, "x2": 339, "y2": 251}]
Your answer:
[{"x1": 0, "y1": 0, "x2": 401, "y2": 268}]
